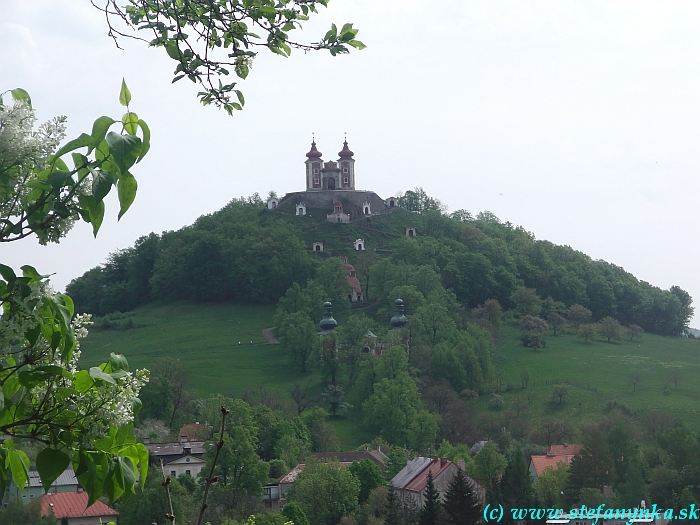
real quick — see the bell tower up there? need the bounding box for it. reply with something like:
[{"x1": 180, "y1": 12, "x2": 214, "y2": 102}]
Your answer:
[
  {"x1": 305, "y1": 138, "x2": 323, "y2": 191},
  {"x1": 338, "y1": 139, "x2": 355, "y2": 190}
]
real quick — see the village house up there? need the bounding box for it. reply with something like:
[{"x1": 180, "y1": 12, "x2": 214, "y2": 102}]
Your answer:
[
  {"x1": 529, "y1": 443, "x2": 583, "y2": 479},
  {"x1": 390, "y1": 457, "x2": 485, "y2": 509},
  {"x1": 145, "y1": 441, "x2": 208, "y2": 479}
]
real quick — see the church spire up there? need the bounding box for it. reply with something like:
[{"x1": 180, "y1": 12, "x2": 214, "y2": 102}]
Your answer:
[{"x1": 306, "y1": 136, "x2": 322, "y2": 159}]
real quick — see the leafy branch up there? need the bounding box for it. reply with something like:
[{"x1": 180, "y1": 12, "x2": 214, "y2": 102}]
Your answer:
[{"x1": 93, "y1": 0, "x2": 365, "y2": 114}]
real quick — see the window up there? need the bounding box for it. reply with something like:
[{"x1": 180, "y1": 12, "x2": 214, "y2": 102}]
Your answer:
[
  {"x1": 344, "y1": 177, "x2": 349, "y2": 183},
  {"x1": 314, "y1": 168, "x2": 319, "y2": 174},
  {"x1": 314, "y1": 178, "x2": 319, "y2": 184},
  {"x1": 186, "y1": 470, "x2": 191, "y2": 476},
  {"x1": 171, "y1": 471, "x2": 176, "y2": 477},
  {"x1": 343, "y1": 167, "x2": 348, "y2": 173}
]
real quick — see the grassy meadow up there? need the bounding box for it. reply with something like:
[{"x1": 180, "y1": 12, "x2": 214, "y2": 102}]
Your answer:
[
  {"x1": 79, "y1": 300, "x2": 700, "y2": 448},
  {"x1": 485, "y1": 320, "x2": 700, "y2": 433}
]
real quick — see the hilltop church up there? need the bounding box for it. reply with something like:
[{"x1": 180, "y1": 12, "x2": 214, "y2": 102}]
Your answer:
[{"x1": 267, "y1": 139, "x2": 398, "y2": 223}]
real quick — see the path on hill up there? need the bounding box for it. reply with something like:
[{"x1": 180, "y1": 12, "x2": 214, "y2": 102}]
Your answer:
[{"x1": 262, "y1": 327, "x2": 279, "y2": 344}]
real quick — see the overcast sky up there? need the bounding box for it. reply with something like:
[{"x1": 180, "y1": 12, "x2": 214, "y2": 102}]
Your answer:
[{"x1": 2, "y1": 0, "x2": 699, "y2": 325}]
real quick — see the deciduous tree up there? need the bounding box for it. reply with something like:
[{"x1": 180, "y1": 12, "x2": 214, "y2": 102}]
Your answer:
[
  {"x1": 567, "y1": 304, "x2": 592, "y2": 330},
  {"x1": 598, "y1": 316, "x2": 622, "y2": 342}
]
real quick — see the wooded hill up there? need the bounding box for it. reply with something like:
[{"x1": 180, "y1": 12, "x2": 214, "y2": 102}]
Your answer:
[{"x1": 67, "y1": 189, "x2": 693, "y2": 337}]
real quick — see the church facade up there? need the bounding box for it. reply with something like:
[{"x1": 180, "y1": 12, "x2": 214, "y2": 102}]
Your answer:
[{"x1": 273, "y1": 139, "x2": 392, "y2": 223}]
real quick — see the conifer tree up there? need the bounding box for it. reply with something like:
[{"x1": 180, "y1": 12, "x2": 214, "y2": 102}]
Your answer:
[
  {"x1": 500, "y1": 447, "x2": 533, "y2": 523},
  {"x1": 385, "y1": 485, "x2": 402, "y2": 525},
  {"x1": 443, "y1": 468, "x2": 482, "y2": 525},
  {"x1": 419, "y1": 471, "x2": 443, "y2": 525}
]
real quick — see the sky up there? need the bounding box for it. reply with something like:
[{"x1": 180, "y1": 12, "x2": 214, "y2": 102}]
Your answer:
[{"x1": 2, "y1": 0, "x2": 699, "y2": 325}]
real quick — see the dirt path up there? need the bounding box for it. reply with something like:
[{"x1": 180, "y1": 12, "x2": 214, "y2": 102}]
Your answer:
[{"x1": 262, "y1": 327, "x2": 279, "y2": 344}]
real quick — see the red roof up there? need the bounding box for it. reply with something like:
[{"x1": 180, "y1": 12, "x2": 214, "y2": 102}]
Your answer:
[
  {"x1": 404, "y1": 458, "x2": 453, "y2": 493},
  {"x1": 179, "y1": 423, "x2": 211, "y2": 441},
  {"x1": 41, "y1": 491, "x2": 118, "y2": 519},
  {"x1": 345, "y1": 263, "x2": 362, "y2": 294},
  {"x1": 530, "y1": 455, "x2": 573, "y2": 476},
  {"x1": 546, "y1": 444, "x2": 583, "y2": 456}
]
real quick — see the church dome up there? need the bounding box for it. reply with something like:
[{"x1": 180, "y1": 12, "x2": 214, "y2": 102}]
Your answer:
[
  {"x1": 306, "y1": 141, "x2": 322, "y2": 158},
  {"x1": 338, "y1": 140, "x2": 354, "y2": 158}
]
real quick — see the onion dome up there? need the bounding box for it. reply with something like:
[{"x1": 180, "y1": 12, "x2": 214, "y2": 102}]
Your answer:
[
  {"x1": 390, "y1": 299, "x2": 407, "y2": 330},
  {"x1": 306, "y1": 140, "x2": 322, "y2": 159},
  {"x1": 319, "y1": 301, "x2": 338, "y2": 333},
  {"x1": 338, "y1": 140, "x2": 354, "y2": 158}
]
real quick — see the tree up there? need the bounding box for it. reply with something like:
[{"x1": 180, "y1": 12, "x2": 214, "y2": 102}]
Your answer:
[
  {"x1": 278, "y1": 312, "x2": 319, "y2": 372},
  {"x1": 289, "y1": 382, "x2": 312, "y2": 415},
  {"x1": 598, "y1": 316, "x2": 622, "y2": 342},
  {"x1": 419, "y1": 471, "x2": 442, "y2": 525},
  {"x1": 547, "y1": 312, "x2": 566, "y2": 335},
  {"x1": 567, "y1": 304, "x2": 592, "y2": 330},
  {"x1": 349, "y1": 459, "x2": 384, "y2": 505},
  {"x1": 283, "y1": 502, "x2": 311, "y2": 525},
  {"x1": 519, "y1": 368, "x2": 530, "y2": 388},
  {"x1": 322, "y1": 383, "x2": 352, "y2": 416},
  {"x1": 138, "y1": 358, "x2": 194, "y2": 429},
  {"x1": 118, "y1": 465, "x2": 195, "y2": 525},
  {"x1": 629, "y1": 372, "x2": 643, "y2": 392},
  {"x1": 577, "y1": 324, "x2": 596, "y2": 343},
  {"x1": 385, "y1": 485, "x2": 402, "y2": 525},
  {"x1": 669, "y1": 285, "x2": 694, "y2": 335},
  {"x1": 96, "y1": 1, "x2": 365, "y2": 113},
  {"x1": 627, "y1": 324, "x2": 644, "y2": 342},
  {"x1": 442, "y1": 468, "x2": 481, "y2": 525},
  {"x1": 500, "y1": 447, "x2": 533, "y2": 519},
  {"x1": 534, "y1": 464, "x2": 569, "y2": 508},
  {"x1": 474, "y1": 442, "x2": 507, "y2": 496},
  {"x1": 519, "y1": 315, "x2": 548, "y2": 348},
  {"x1": 0, "y1": 499, "x2": 57, "y2": 525},
  {"x1": 0, "y1": 86, "x2": 149, "y2": 504},
  {"x1": 510, "y1": 287, "x2": 542, "y2": 317},
  {"x1": 551, "y1": 385, "x2": 568, "y2": 404},
  {"x1": 286, "y1": 458, "x2": 361, "y2": 525}
]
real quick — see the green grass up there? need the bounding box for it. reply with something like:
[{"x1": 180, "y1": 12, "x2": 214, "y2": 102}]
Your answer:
[
  {"x1": 480, "y1": 319, "x2": 700, "y2": 433},
  {"x1": 80, "y1": 301, "x2": 700, "y2": 446},
  {"x1": 79, "y1": 301, "x2": 306, "y2": 398}
]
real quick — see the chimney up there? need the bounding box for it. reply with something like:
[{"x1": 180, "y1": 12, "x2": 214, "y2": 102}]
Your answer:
[
  {"x1": 440, "y1": 458, "x2": 447, "y2": 467},
  {"x1": 458, "y1": 460, "x2": 465, "y2": 471},
  {"x1": 179, "y1": 435, "x2": 187, "y2": 444}
]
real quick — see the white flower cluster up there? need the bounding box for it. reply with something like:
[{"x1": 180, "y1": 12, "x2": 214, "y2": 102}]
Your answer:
[
  {"x1": 0, "y1": 98, "x2": 89, "y2": 244},
  {"x1": 2, "y1": 278, "x2": 149, "y2": 441}
]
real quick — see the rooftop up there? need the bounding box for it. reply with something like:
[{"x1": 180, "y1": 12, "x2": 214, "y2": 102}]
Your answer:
[{"x1": 41, "y1": 491, "x2": 118, "y2": 519}]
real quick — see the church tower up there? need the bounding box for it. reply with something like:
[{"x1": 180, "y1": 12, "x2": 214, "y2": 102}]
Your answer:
[
  {"x1": 338, "y1": 139, "x2": 355, "y2": 190},
  {"x1": 305, "y1": 140, "x2": 323, "y2": 191}
]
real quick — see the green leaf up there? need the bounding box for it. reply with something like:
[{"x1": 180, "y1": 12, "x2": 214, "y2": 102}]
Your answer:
[
  {"x1": 105, "y1": 132, "x2": 142, "y2": 176},
  {"x1": 0, "y1": 264, "x2": 16, "y2": 282},
  {"x1": 78, "y1": 195, "x2": 105, "y2": 237},
  {"x1": 53, "y1": 133, "x2": 93, "y2": 159},
  {"x1": 136, "y1": 443, "x2": 149, "y2": 490},
  {"x1": 92, "y1": 170, "x2": 117, "y2": 203},
  {"x1": 119, "y1": 456, "x2": 136, "y2": 499},
  {"x1": 74, "y1": 370, "x2": 93, "y2": 393},
  {"x1": 117, "y1": 173, "x2": 138, "y2": 220},
  {"x1": 165, "y1": 42, "x2": 181, "y2": 60},
  {"x1": 0, "y1": 390, "x2": 4, "y2": 412},
  {"x1": 122, "y1": 112, "x2": 139, "y2": 135},
  {"x1": 90, "y1": 117, "x2": 116, "y2": 153},
  {"x1": 36, "y1": 449, "x2": 71, "y2": 492},
  {"x1": 20, "y1": 265, "x2": 43, "y2": 283},
  {"x1": 89, "y1": 367, "x2": 116, "y2": 385},
  {"x1": 136, "y1": 120, "x2": 150, "y2": 162},
  {"x1": 8, "y1": 449, "x2": 29, "y2": 490},
  {"x1": 119, "y1": 78, "x2": 132, "y2": 107},
  {"x1": 109, "y1": 352, "x2": 129, "y2": 372},
  {"x1": 10, "y1": 88, "x2": 31, "y2": 107}
]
